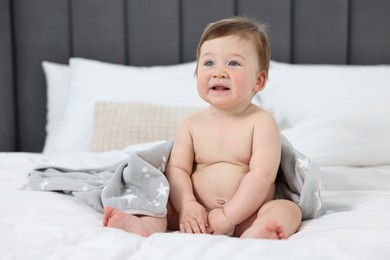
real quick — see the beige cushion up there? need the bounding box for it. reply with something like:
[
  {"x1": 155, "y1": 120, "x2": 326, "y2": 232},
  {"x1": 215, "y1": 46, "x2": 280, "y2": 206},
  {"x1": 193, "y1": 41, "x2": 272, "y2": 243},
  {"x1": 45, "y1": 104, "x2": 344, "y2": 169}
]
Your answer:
[{"x1": 90, "y1": 101, "x2": 201, "y2": 152}]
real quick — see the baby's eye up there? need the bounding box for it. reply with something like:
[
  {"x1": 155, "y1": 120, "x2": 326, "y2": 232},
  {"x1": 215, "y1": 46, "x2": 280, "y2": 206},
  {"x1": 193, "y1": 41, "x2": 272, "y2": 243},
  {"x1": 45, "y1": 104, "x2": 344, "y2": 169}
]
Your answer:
[
  {"x1": 228, "y1": 61, "x2": 240, "y2": 66},
  {"x1": 204, "y1": 60, "x2": 214, "y2": 67}
]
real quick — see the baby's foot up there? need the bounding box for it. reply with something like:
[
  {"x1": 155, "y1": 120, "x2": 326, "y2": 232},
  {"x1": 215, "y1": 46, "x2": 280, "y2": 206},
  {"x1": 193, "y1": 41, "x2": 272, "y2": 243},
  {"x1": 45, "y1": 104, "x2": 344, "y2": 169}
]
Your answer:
[
  {"x1": 103, "y1": 206, "x2": 154, "y2": 237},
  {"x1": 240, "y1": 220, "x2": 286, "y2": 240}
]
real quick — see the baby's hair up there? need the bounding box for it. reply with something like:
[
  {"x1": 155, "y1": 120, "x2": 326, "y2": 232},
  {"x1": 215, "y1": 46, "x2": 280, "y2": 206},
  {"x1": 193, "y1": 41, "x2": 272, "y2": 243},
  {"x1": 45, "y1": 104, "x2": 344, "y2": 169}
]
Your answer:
[{"x1": 195, "y1": 16, "x2": 270, "y2": 74}]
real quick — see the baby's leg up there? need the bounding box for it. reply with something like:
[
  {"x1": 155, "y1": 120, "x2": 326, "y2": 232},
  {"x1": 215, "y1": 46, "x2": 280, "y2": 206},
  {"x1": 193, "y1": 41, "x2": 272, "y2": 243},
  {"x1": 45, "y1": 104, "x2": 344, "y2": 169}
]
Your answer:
[
  {"x1": 103, "y1": 206, "x2": 167, "y2": 237},
  {"x1": 237, "y1": 199, "x2": 301, "y2": 239}
]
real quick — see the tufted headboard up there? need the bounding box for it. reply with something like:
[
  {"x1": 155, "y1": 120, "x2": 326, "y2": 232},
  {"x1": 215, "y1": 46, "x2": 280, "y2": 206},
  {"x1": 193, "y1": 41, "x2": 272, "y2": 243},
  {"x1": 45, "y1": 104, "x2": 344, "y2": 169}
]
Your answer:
[{"x1": 1, "y1": 0, "x2": 390, "y2": 152}]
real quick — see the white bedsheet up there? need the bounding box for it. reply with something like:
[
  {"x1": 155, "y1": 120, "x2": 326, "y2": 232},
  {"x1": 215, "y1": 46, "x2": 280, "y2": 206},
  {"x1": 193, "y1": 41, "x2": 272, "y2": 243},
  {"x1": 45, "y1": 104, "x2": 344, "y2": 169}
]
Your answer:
[{"x1": 1, "y1": 151, "x2": 390, "y2": 260}]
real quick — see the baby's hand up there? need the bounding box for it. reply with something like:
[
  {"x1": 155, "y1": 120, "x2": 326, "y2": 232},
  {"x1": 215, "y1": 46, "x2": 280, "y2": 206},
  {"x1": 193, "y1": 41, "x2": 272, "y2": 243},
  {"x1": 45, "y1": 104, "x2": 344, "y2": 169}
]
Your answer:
[
  {"x1": 207, "y1": 208, "x2": 235, "y2": 235},
  {"x1": 179, "y1": 200, "x2": 208, "y2": 234}
]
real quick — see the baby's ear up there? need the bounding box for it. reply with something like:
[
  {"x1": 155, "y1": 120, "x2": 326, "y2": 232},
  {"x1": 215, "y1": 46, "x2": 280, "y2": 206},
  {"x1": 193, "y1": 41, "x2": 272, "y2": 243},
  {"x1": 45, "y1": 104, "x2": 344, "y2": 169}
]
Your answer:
[{"x1": 254, "y1": 70, "x2": 267, "y2": 92}]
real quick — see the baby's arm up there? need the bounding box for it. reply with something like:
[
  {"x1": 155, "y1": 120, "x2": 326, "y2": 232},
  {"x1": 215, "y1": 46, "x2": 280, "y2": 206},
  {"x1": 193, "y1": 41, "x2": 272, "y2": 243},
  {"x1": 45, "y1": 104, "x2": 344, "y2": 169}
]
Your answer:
[
  {"x1": 214, "y1": 113, "x2": 281, "y2": 230},
  {"x1": 166, "y1": 117, "x2": 208, "y2": 234}
]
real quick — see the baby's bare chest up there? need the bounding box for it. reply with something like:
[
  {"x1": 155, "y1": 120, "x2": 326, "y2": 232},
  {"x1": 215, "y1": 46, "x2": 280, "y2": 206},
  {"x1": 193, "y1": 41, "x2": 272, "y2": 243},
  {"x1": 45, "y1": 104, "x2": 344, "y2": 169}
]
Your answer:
[{"x1": 192, "y1": 123, "x2": 254, "y2": 165}]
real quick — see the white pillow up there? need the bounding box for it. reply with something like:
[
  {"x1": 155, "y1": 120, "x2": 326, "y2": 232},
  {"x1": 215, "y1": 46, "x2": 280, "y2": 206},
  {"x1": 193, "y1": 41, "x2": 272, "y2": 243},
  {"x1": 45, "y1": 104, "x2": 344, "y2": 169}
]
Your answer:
[
  {"x1": 42, "y1": 61, "x2": 71, "y2": 154},
  {"x1": 261, "y1": 61, "x2": 390, "y2": 167},
  {"x1": 282, "y1": 117, "x2": 390, "y2": 166},
  {"x1": 260, "y1": 61, "x2": 390, "y2": 130},
  {"x1": 50, "y1": 58, "x2": 208, "y2": 154}
]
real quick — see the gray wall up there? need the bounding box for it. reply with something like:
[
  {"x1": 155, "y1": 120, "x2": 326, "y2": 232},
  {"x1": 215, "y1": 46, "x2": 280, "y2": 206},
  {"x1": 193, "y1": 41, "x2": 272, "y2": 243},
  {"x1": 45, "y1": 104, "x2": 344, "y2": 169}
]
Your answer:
[{"x1": 1, "y1": 0, "x2": 390, "y2": 152}]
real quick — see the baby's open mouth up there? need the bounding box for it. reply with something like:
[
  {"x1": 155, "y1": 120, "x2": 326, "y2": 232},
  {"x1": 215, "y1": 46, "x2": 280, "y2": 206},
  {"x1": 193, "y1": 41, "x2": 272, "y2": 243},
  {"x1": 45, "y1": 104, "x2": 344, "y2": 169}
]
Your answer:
[{"x1": 211, "y1": 86, "x2": 230, "y2": 90}]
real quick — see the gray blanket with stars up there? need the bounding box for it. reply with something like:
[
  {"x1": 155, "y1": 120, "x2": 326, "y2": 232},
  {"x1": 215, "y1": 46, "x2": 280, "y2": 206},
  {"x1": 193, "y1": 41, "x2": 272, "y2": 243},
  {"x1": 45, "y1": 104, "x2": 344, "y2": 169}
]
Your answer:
[
  {"x1": 29, "y1": 141, "x2": 173, "y2": 217},
  {"x1": 28, "y1": 136, "x2": 324, "y2": 220}
]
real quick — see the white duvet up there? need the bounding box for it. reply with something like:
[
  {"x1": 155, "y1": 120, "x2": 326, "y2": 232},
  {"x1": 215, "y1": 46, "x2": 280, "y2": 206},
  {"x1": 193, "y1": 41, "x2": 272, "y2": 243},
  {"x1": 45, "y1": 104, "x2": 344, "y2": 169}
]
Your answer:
[{"x1": 1, "y1": 149, "x2": 390, "y2": 260}]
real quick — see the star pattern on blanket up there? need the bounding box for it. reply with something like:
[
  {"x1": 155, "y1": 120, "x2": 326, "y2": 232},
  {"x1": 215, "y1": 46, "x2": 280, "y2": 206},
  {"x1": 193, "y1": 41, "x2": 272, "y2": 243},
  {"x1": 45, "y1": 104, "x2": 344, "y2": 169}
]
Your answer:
[
  {"x1": 148, "y1": 200, "x2": 161, "y2": 207},
  {"x1": 40, "y1": 179, "x2": 50, "y2": 190},
  {"x1": 122, "y1": 193, "x2": 138, "y2": 204},
  {"x1": 298, "y1": 158, "x2": 309, "y2": 169},
  {"x1": 156, "y1": 182, "x2": 169, "y2": 198},
  {"x1": 158, "y1": 155, "x2": 167, "y2": 172},
  {"x1": 142, "y1": 166, "x2": 151, "y2": 179}
]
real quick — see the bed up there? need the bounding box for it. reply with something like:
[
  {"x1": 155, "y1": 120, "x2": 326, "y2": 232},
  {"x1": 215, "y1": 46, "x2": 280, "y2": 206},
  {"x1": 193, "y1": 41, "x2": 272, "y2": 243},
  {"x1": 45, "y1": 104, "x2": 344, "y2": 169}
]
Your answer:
[{"x1": 1, "y1": 0, "x2": 390, "y2": 259}]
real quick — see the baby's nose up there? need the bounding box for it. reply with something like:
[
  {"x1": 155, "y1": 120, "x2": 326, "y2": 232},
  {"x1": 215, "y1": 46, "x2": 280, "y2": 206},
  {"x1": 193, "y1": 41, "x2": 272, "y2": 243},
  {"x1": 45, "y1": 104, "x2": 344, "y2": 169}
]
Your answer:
[{"x1": 213, "y1": 69, "x2": 228, "y2": 78}]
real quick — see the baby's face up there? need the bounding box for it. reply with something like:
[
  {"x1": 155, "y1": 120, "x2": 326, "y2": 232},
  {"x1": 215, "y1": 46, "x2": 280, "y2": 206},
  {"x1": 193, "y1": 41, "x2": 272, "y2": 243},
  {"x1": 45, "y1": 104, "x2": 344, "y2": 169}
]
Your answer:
[{"x1": 197, "y1": 35, "x2": 266, "y2": 111}]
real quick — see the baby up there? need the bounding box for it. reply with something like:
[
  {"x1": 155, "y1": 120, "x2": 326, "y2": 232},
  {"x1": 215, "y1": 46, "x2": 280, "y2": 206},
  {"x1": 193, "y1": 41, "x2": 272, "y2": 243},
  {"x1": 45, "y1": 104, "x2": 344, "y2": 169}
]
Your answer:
[{"x1": 104, "y1": 16, "x2": 302, "y2": 239}]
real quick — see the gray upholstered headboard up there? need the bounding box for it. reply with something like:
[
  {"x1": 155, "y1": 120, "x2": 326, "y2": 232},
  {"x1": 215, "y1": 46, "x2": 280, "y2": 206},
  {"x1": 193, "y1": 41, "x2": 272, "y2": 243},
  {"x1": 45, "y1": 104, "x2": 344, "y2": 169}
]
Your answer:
[{"x1": 1, "y1": 0, "x2": 390, "y2": 152}]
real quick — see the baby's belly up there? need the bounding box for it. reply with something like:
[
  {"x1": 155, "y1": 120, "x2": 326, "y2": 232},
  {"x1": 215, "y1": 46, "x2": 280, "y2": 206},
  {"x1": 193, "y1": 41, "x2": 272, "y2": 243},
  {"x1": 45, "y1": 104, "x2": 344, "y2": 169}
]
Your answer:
[{"x1": 191, "y1": 162, "x2": 248, "y2": 210}]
